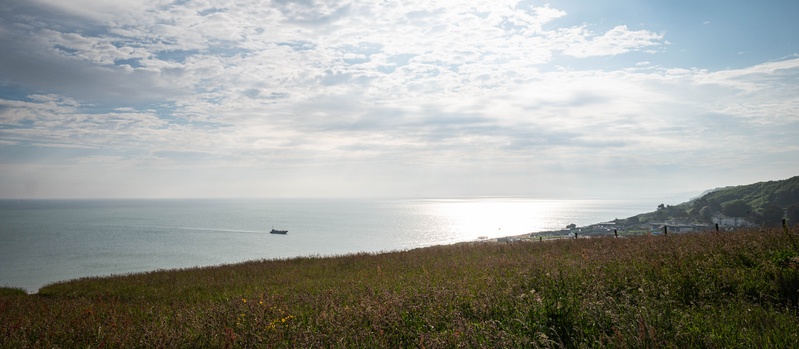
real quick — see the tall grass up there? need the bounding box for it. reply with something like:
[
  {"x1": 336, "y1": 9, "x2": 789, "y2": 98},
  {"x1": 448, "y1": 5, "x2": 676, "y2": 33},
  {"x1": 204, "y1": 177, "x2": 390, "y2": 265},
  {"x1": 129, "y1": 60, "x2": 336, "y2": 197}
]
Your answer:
[{"x1": 2, "y1": 227, "x2": 798, "y2": 348}]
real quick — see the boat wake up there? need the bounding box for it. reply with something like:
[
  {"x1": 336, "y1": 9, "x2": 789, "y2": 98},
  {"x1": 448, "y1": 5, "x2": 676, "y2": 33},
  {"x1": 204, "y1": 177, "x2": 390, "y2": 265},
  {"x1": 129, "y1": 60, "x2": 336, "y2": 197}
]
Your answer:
[{"x1": 126, "y1": 225, "x2": 269, "y2": 234}]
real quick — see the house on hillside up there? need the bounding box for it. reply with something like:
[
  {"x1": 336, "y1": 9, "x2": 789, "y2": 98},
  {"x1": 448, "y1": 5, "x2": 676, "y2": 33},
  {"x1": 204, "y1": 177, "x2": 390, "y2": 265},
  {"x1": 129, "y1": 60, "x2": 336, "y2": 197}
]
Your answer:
[
  {"x1": 667, "y1": 224, "x2": 709, "y2": 233},
  {"x1": 594, "y1": 222, "x2": 616, "y2": 229},
  {"x1": 713, "y1": 216, "x2": 750, "y2": 228},
  {"x1": 581, "y1": 222, "x2": 616, "y2": 235},
  {"x1": 650, "y1": 223, "x2": 709, "y2": 235}
]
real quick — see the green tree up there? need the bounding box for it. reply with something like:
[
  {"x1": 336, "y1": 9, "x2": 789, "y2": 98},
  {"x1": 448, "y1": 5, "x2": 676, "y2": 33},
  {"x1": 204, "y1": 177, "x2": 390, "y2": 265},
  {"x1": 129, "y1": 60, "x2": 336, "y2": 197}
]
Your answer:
[
  {"x1": 787, "y1": 204, "x2": 799, "y2": 226},
  {"x1": 699, "y1": 206, "x2": 714, "y2": 222},
  {"x1": 722, "y1": 200, "x2": 752, "y2": 217},
  {"x1": 757, "y1": 204, "x2": 784, "y2": 227},
  {"x1": 707, "y1": 199, "x2": 723, "y2": 212},
  {"x1": 655, "y1": 204, "x2": 667, "y2": 220},
  {"x1": 691, "y1": 198, "x2": 708, "y2": 213},
  {"x1": 672, "y1": 207, "x2": 688, "y2": 219}
]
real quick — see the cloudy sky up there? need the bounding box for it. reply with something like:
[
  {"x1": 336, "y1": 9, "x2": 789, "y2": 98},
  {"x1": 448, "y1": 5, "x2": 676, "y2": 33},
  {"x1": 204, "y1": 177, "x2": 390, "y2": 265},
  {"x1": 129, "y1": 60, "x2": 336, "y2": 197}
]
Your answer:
[{"x1": 0, "y1": 0, "x2": 797, "y2": 199}]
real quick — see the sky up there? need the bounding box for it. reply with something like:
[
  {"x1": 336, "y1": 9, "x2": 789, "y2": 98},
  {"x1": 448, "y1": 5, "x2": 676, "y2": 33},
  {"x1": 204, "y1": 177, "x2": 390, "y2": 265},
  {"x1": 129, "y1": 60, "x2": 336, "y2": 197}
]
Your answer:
[{"x1": 0, "y1": 0, "x2": 797, "y2": 199}]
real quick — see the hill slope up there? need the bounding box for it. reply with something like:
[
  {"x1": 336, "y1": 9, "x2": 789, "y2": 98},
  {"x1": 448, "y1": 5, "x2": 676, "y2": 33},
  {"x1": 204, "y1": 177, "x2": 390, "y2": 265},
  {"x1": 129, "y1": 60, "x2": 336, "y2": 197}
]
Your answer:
[
  {"x1": 626, "y1": 175, "x2": 799, "y2": 227},
  {"x1": 701, "y1": 175, "x2": 799, "y2": 209}
]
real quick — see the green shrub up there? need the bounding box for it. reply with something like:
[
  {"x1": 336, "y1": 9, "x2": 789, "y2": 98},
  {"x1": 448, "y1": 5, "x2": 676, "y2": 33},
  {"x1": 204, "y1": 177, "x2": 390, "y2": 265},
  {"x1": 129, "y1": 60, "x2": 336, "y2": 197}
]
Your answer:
[{"x1": 0, "y1": 287, "x2": 27, "y2": 296}]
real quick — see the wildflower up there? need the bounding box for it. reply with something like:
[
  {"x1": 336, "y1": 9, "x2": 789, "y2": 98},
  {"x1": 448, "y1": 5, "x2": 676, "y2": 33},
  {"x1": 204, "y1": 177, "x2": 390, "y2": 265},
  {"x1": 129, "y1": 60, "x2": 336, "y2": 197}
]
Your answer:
[{"x1": 242, "y1": 298, "x2": 247, "y2": 303}]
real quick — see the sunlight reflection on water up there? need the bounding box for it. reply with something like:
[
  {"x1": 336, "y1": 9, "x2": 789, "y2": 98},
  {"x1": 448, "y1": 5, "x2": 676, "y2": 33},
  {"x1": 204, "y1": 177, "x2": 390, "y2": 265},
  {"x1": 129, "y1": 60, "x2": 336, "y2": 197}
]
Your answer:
[{"x1": 423, "y1": 198, "x2": 595, "y2": 243}]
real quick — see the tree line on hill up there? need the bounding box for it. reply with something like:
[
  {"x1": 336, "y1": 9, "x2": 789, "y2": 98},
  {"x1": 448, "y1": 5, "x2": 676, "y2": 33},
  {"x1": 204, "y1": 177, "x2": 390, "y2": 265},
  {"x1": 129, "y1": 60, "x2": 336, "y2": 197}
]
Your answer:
[{"x1": 620, "y1": 175, "x2": 799, "y2": 228}]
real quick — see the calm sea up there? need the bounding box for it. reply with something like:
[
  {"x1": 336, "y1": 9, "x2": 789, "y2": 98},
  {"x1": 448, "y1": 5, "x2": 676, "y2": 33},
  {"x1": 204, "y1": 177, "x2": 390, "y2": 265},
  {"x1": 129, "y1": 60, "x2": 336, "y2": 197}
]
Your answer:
[{"x1": 0, "y1": 198, "x2": 662, "y2": 293}]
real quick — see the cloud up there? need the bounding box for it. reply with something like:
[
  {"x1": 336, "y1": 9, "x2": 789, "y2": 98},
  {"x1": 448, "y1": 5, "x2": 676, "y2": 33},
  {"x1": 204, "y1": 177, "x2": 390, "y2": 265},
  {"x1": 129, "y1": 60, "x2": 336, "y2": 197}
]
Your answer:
[
  {"x1": 0, "y1": 0, "x2": 796, "y2": 198},
  {"x1": 694, "y1": 58, "x2": 799, "y2": 92},
  {"x1": 561, "y1": 25, "x2": 664, "y2": 58},
  {"x1": 0, "y1": 1, "x2": 667, "y2": 108},
  {"x1": 0, "y1": 34, "x2": 180, "y2": 104}
]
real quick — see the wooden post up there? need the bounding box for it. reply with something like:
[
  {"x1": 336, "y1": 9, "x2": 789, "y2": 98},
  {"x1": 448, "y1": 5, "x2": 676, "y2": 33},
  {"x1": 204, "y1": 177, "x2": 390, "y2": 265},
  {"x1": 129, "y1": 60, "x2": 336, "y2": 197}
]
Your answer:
[
  {"x1": 663, "y1": 225, "x2": 668, "y2": 236},
  {"x1": 715, "y1": 223, "x2": 719, "y2": 232},
  {"x1": 574, "y1": 232, "x2": 578, "y2": 239},
  {"x1": 614, "y1": 229, "x2": 618, "y2": 237}
]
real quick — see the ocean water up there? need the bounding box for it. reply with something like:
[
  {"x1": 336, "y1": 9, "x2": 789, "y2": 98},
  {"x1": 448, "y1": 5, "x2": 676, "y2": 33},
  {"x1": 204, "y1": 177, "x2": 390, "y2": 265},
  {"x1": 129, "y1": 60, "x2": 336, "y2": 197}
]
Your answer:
[{"x1": 0, "y1": 198, "x2": 661, "y2": 293}]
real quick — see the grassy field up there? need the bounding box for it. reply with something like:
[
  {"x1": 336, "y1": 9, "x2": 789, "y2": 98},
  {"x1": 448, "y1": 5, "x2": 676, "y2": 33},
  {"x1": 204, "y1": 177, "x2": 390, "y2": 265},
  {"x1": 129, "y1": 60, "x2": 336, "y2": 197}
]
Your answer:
[{"x1": 2, "y1": 227, "x2": 799, "y2": 348}]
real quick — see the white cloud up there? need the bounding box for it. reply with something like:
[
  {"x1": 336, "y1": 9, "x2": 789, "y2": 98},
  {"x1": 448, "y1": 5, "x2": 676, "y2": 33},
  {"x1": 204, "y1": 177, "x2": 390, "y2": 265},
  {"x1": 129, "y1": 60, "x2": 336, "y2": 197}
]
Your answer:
[
  {"x1": 685, "y1": 59, "x2": 799, "y2": 125},
  {"x1": 2, "y1": 1, "x2": 669, "y2": 107},
  {"x1": 694, "y1": 58, "x2": 799, "y2": 92},
  {"x1": 561, "y1": 25, "x2": 664, "y2": 58},
  {"x1": 0, "y1": 0, "x2": 796, "y2": 198}
]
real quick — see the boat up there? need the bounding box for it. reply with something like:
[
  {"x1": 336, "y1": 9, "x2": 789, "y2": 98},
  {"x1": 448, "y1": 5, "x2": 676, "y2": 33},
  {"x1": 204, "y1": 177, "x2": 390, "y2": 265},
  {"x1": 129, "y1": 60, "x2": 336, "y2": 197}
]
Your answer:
[{"x1": 270, "y1": 228, "x2": 288, "y2": 235}]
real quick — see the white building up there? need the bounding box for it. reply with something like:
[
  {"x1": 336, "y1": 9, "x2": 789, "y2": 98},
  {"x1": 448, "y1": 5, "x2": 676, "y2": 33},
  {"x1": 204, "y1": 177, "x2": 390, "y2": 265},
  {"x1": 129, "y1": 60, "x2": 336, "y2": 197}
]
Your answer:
[{"x1": 712, "y1": 216, "x2": 750, "y2": 228}]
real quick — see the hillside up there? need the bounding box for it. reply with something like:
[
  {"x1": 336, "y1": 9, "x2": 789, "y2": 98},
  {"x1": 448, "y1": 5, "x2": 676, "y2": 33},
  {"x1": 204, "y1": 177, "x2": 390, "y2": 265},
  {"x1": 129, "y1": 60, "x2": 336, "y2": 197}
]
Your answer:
[
  {"x1": 700, "y1": 175, "x2": 799, "y2": 209},
  {"x1": 623, "y1": 175, "x2": 799, "y2": 228}
]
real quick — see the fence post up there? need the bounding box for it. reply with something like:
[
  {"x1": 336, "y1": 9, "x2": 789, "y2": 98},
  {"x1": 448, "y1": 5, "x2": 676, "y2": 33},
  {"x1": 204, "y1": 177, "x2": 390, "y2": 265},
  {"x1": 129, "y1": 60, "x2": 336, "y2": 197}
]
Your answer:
[
  {"x1": 614, "y1": 229, "x2": 618, "y2": 238},
  {"x1": 663, "y1": 225, "x2": 668, "y2": 236},
  {"x1": 574, "y1": 232, "x2": 578, "y2": 239},
  {"x1": 715, "y1": 223, "x2": 719, "y2": 232}
]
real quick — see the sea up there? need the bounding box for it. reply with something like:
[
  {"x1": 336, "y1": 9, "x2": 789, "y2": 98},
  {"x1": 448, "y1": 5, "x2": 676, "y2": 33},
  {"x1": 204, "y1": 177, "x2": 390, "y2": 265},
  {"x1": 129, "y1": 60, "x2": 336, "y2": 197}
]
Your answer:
[{"x1": 0, "y1": 197, "x2": 669, "y2": 293}]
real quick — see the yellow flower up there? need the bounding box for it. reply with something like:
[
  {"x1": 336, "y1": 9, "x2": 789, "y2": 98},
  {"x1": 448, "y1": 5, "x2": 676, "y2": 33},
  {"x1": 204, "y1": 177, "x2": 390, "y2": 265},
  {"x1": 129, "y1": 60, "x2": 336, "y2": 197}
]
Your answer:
[{"x1": 242, "y1": 298, "x2": 247, "y2": 303}]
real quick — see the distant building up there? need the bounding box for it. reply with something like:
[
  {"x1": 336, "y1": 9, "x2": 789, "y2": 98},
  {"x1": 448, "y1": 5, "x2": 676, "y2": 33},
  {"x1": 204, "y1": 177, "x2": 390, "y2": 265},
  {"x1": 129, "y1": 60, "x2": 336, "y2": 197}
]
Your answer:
[
  {"x1": 594, "y1": 222, "x2": 616, "y2": 229},
  {"x1": 650, "y1": 223, "x2": 709, "y2": 234},
  {"x1": 712, "y1": 216, "x2": 750, "y2": 228},
  {"x1": 667, "y1": 224, "x2": 708, "y2": 233}
]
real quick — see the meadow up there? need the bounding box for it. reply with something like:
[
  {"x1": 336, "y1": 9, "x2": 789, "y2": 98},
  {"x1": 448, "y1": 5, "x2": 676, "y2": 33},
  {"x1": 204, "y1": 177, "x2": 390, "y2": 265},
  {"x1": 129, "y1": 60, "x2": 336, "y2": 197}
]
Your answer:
[{"x1": 2, "y1": 227, "x2": 798, "y2": 348}]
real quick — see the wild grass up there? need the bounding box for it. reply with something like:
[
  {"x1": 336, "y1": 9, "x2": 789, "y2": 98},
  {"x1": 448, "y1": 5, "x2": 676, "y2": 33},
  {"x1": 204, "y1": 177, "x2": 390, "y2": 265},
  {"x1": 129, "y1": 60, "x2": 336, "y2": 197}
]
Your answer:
[
  {"x1": 2, "y1": 227, "x2": 799, "y2": 348},
  {"x1": 0, "y1": 287, "x2": 27, "y2": 297}
]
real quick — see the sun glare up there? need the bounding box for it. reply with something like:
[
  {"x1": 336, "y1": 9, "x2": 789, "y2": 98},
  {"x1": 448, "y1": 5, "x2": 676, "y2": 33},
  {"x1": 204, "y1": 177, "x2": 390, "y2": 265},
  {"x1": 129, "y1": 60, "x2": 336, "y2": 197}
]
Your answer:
[{"x1": 427, "y1": 199, "x2": 572, "y2": 241}]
